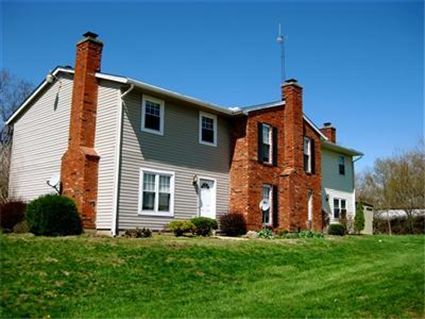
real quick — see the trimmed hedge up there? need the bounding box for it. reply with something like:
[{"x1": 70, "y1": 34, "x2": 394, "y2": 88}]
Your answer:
[
  {"x1": 328, "y1": 223, "x2": 346, "y2": 236},
  {"x1": 0, "y1": 200, "x2": 26, "y2": 231},
  {"x1": 190, "y1": 217, "x2": 218, "y2": 236},
  {"x1": 167, "y1": 220, "x2": 195, "y2": 237},
  {"x1": 26, "y1": 194, "x2": 82, "y2": 236},
  {"x1": 219, "y1": 213, "x2": 247, "y2": 236}
]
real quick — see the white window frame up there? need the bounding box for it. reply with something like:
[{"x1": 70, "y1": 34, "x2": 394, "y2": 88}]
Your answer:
[
  {"x1": 138, "y1": 168, "x2": 175, "y2": 217},
  {"x1": 304, "y1": 137, "x2": 312, "y2": 173},
  {"x1": 199, "y1": 111, "x2": 217, "y2": 147},
  {"x1": 141, "y1": 95, "x2": 165, "y2": 136},
  {"x1": 261, "y1": 124, "x2": 273, "y2": 164},
  {"x1": 333, "y1": 198, "x2": 347, "y2": 220},
  {"x1": 262, "y1": 184, "x2": 273, "y2": 226}
]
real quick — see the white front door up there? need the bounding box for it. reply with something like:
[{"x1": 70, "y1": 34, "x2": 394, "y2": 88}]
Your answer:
[{"x1": 199, "y1": 178, "x2": 216, "y2": 219}]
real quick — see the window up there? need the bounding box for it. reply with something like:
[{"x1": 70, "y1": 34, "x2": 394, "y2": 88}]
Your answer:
[
  {"x1": 304, "y1": 137, "x2": 312, "y2": 173},
  {"x1": 141, "y1": 95, "x2": 164, "y2": 135},
  {"x1": 199, "y1": 112, "x2": 217, "y2": 146},
  {"x1": 338, "y1": 155, "x2": 345, "y2": 175},
  {"x1": 261, "y1": 124, "x2": 272, "y2": 164},
  {"x1": 139, "y1": 169, "x2": 174, "y2": 216},
  {"x1": 262, "y1": 184, "x2": 273, "y2": 226},
  {"x1": 333, "y1": 198, "x2": 347, "y2": 219}
]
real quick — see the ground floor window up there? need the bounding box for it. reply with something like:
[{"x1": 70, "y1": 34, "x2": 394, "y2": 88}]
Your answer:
[
  {"x1": 333, "y1": 198, "x2": 346, "y2": 219},
  {"x1": 139, "y1": 168, "x2": 175, "y2": 216},
  {"x1": 262, "y1": 184, "x2": 273, "y2": 226}
]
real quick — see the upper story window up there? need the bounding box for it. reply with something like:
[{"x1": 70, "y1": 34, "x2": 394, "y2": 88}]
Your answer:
[
  {"x1": 262, "y1": 124, "x2": 272, "y2": 164},
  {"x1": 338, "y1": 155, "x2": 345, "y2": 175},
  {"x1": 258, "y1": 123, "x2": 277, "y2": 165},
  {"x1": 199, "y1": 111, "x2": 217, "y2": 146},
  {"x1": 333, "y1": 198, "x2": 346, "y2": 219},
  {"x1": 141, "y1": 95, "x2": 164, "y2": 135},
  {"x1": 139, "y1": 168, "x2": 174, "y2": 217},
  {"x1": 304, "y1": 137, "x2": 312, "y2": 173}
]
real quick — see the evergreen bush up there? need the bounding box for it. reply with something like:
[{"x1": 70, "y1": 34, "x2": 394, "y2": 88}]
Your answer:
[
  {"x1": 328, "y1": 223, "x2": 346, "y2": 236},
  {"x1": 26, "y1": 195, "x2": 82, "y2": 236},
  {"x1": 354, "y1": 204, "x2": 365, "y2": 234},
  {"x1": 190, "y1": 217, "x2": 218, "y2": 236}
]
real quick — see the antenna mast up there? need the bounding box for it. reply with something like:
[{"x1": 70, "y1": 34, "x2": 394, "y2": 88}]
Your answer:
[{"x1": 276, "y1": 23, "x2": 286, "y2": 83}]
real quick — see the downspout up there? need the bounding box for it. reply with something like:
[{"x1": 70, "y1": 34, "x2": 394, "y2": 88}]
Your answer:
[{"x1": 111, "y1": 83, "x2": 134, "y2": 236}]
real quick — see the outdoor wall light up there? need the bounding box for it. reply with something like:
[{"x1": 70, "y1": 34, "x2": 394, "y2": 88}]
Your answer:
[{"x1": 192, "y1": 174, "x2": 198, "y2": 185}]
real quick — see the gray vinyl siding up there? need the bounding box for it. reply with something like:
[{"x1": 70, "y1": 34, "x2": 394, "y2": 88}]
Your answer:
[
  {"x1": 8, "y1": 74, "x2": 121, "y2": 231},
  {"x1": 8, "y1": 74, "x2": 73, "y2": 201},
  {"x1": 118, "y1": 89, "x2": 231, "y2": 230},
  {"x1": 321, "y1": 147, "x2": 356, "y2": 217},
  {"x1": 94, "y1": 81, "x2": 121, "y2": 230},
  {"x1": 321, "y1": 148, "x2": 355, "y2": 193}
]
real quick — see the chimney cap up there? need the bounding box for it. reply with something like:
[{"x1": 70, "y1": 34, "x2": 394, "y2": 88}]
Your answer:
[
  {"x1": 323, "y1": 122, "x2": 333, "y2": 127},
  {"x1": 78, "y1": 31, "x2": 103, "y2": 46},
  {"x1": 83, "y1": 31, "x2": 99, "y2": 38},
  {"x1": 282, "y1": 78, "x2": 302, "y2": 89}
]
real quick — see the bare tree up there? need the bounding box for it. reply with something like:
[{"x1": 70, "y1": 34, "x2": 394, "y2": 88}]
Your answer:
[
  {"x1": 0, "y1": 69, "x2": 34, "y2": 203},
  {"x1": 356, "y1": 141, "x2": 425, "y2": 234}
]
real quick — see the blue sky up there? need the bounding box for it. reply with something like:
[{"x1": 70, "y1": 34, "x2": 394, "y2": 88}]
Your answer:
[{"x1": 1, "y1": 0, "x2": 423, "y2": 172}]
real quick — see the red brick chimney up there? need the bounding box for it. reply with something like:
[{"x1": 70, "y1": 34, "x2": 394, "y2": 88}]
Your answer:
[
  {"x1": 320, "y1": 122, "x2": 336, "y2": 143},
  {"x1": 61, "y1": 32, "x2": 103, "y2": 229},
  {"x1": 282, "y1": 79, "x2": 304, "y2": 170},
  {"x1": 280, "y1": 78, "x2": 322, "y2": 232}
]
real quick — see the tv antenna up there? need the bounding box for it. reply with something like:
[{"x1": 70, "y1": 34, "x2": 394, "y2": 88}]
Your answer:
[{"x1": 276, "y1": 23, "x2": 286, "y2": 83}]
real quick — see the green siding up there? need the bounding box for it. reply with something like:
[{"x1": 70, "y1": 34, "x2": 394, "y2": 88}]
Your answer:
[{"x1": 321, "y1": 147, "x2": 354, "y2": 193}]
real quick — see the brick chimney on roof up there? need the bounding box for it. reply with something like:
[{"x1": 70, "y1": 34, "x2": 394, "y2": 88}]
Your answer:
[
  {"x1": 282, "y1": 78, "x2": 304, "y2": 170},
  {"x1": 60, "y1": 32, "x2": 103, "y2": 229},
  {"x1": 320, "y1": 122, "x2": 336, "y2": 143}
]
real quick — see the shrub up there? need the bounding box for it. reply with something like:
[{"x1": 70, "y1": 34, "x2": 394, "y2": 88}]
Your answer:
[
  {"x1": 297, "y1": 230, "x2": 324, "y2": 238},
  {"x1": 0, "y1": 200, "x2": 26, "y2": 230},
  {"x1": 219, "y1": 213, "x2": 247, "y2": 236},
  {"x1": 328, "y1": 223, "x2": 346, "y2": 236},
  {"x1": 26, "y1": 194, "x2": 82, "y2": 236},
  {"x1": 354, "y1": 204, "x2": 365, "y2": 234},
  {"x1": 124, "y1": 227, "x2": 152, "y2": 238},
  {"x1": 167, "y1": 220, "x2": 195, "y2": 237},
  {"x1": 277, "y1": 230, "x2": 324, "y2": 239},
  {"x1": 258, "y1": 227, "x2": 274, "y2": 239},
  {"x1": 12, "y1": 220, "x2": 30, "y2": 234},
  {"x1": 191, "y1": 217, "x2": 218, "y2": 236}
]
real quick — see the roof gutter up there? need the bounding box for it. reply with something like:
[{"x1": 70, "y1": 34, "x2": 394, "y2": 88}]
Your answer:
[
  {"x1": 126, "y1": 78, "x2": 235, "y2": 116},
  {"x1": 321, "y1": 140, "x2": 363, "y2": 156}
]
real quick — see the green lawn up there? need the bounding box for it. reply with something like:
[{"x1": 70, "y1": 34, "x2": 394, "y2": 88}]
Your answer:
[{"x1": 1, "y1": 234, "x2": 424, "y2": 318}]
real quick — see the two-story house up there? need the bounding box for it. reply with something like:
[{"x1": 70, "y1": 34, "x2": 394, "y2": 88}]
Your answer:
[{"x1": 6, "y1": 32, "x2": 362, "y2": 235}]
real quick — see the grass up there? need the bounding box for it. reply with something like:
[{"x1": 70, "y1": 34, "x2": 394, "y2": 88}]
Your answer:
[{"x1": 1, "y1": 234, "x2": 424, "y2": 318}]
